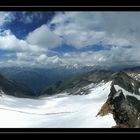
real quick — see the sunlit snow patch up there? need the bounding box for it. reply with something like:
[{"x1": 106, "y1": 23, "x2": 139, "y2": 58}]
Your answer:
[{"x1": 0, "y1": 81, "x2": 115, "y2": 128}]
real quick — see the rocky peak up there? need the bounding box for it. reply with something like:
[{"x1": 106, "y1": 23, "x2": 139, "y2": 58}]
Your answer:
[
  {"x1": 111, "y1": 71, "x2": 140, "y2": 95},
  {"x1": 97, "y1": 71, "x2": 140, "y2": 128}
]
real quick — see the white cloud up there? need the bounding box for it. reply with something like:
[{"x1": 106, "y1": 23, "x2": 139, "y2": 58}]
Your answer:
[
  {"x1": 26, "y1": 24, "x2": 62, "y2": 49},
  {"x1": 49, "y1": 12, "x2": 140, "y2": 48},
  {"x1": 0, "y1": 12, "x2": 13, "y2": 27},
  {"x1": 1, "y1": 12, "x2": 140, "y2": 69},
  {"x1": 3, "y1": 46, "x2": 140, "y2": 69},
  {"x1": 58, "y1": 48, "x2": 132, "y2": 69},
  {"x1": 19, "y1": 12, "x2": 43, "y2": 24},
  {"x1": 15, "y1": 51, "x2": 62, "y2": 67},
  {"x1": 35, "y1": 11, "x2": 140, "y2": 69},
  {"x1": 0, "y1": 29, "x2": 46, "y2": 53},
  {"x1": 47, "y1": 55, "x2": 61, "y2": 64},
  {"x1": 0, "y1": 24, "x2": 62, "y2": 67},
  {"x1": 36, "y1": 54, "x2": 47, "y2": 63}
]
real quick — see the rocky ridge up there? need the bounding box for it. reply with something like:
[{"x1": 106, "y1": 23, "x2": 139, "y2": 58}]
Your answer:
[{"x1": 97, "y1": 71, "x2": 140, "y2": 128}]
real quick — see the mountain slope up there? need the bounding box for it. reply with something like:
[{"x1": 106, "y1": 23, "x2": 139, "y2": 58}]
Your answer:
[
  {"x1": 112, "y1": 71, "x2": 140, "y2": 95},
  {"x1": 41, "y1": 70, "x2": 113, "y2": 96},
  {"x1": 0, "y1": 66, "x2": 94, "y2": 94},
  {"x1": 97, "y1": 71, "x2": 140, "y2": 128},
  {"x1": 0, "y1": 81, "x2": 115, "y2": 128},
  {"x1": 0, "y1": 74, "x2": 33, "y2": 97},
  {"x1": 1, "y1": 68, "x2": 140, "y2": 127}
]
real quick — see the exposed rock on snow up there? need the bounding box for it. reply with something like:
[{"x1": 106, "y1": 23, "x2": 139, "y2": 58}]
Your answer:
[{"x1": 98, "y1": 72, "x2": 140, "y2": 128}]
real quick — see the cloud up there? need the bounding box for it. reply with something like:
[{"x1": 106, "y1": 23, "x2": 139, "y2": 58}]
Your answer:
[
  {"x1": 49, "y1": 12, "x2": 139, "y2": 48},
  {"x1": 1, "y1": 12, "x2": 140, "y2": 69},
  {"x1": 14, "y1": 12, "x2": 44, "y2": 24},
  {"x1": 58, "y1": 47, "x2": 138, "y2": 69},
  {"x1": 15, "y1": 51, "x2": 62, "y2": 67},
  {"x1": 0, "y1": 29, "x2": 46, "y2": 53},
  {"x1": 0, "y1": 12, "x2": 13, "y2": 27},
  {"x1": 39, "y1": 11, "x2": 140, "y2": 69},
  {"x1": 2, "y1": 45, "x2": 140, "y2": 69},
  {"x1": 36, "y1": 54, "x2": 62, "y2": 65},
  {"x1": 0, "y1": 24, "x2": 62, "y2": 67},
  {"x1": 36, "y1": 54, "x2": 47, "y2": 63},
  {"x1": 26, "y1": 24, "x2": 62, "y2": 49}
]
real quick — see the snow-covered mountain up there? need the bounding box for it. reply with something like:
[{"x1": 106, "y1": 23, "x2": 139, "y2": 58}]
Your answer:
[
  {"x1": 41, "y1": 70, "x2": 113, "y2": 96},
  {"x1": 1, "y1": 67, "x2": 140, "y2": 127},
  {"x1": 0, "y1": 81, "x2": 115, "y2": 128},
  {"x1": 0, "y1": 66, "x2": 94, "y2": 95},
  {"x1": 97, "y1": 71, "x2": 140, "y2": 128}
]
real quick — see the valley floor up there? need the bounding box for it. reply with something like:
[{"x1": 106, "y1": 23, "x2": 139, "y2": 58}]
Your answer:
[{"x1": 0, "y1": 82, "x2": 116, "y2": 128}]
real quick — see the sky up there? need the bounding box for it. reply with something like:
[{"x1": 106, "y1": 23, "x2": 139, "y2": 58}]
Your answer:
[{"x1": 0, "y1": 11, "x2": 140, "y2": 69}]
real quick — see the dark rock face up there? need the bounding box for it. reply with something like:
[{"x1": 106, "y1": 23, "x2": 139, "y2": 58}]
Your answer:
[
  {"x1": 110, "y1": 94, "x2": 140, "y2": 128},
  {"x1": 107, "y1": 85, "x2": 117, "y2": 101},
  {"x1": 41, "y1": 70, "x2": 113, "y2": 95},
  {"x1": 0, "y1": 66, "x2": 94, "y2": 95},
  {"x1": 97, "y1": 71, "x2": 140, "y2": 128},
  {"x1": 112, "y1": 71, "x2": 140, "y2": 95},
  {"x1": 0, "y1": 74, "x2": 32, "y2": 98}
]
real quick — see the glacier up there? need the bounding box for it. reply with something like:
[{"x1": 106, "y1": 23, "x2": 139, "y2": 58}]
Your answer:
[{"x1": 0, "y1": 81, "x2": 116, "y2": 128}]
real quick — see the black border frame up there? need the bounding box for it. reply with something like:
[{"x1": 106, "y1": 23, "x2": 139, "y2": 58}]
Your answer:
[
  {"x1": 0, "y1": 5, "x2": 139, "y2": 134},
  {"x1": 1, "y1": 0, "x2": 140, "y2": 6},
  {"x1": 0, "y1": 6, "x2": 140, "y2": 11}
]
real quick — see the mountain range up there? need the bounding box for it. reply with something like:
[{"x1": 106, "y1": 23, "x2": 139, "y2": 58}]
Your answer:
[
  {"x1": 0, "y1": 66, "x2": 94, "y2": 96},
  {"x1": 0, "y1": 73, "x2": 32, "y2": 97},
  {"x1": 0, "y1": 66, "x2": 140, "y2": 127}
]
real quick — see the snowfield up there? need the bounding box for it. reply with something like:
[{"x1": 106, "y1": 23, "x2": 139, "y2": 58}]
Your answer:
[
  {"x1": 0, "y1": 81, "x2": 116, "y2": 128},
  {"x1": 115, "y1": 85, "x2": 140, "y2": 101}
]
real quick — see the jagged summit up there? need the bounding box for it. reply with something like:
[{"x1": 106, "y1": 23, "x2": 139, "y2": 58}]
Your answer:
[
  {"x1": 111, "y1": 71, "x2": 140, "y2": 95},
  {"x1": 98, "y1": 71, "x2": 140, "y2": 128}
]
